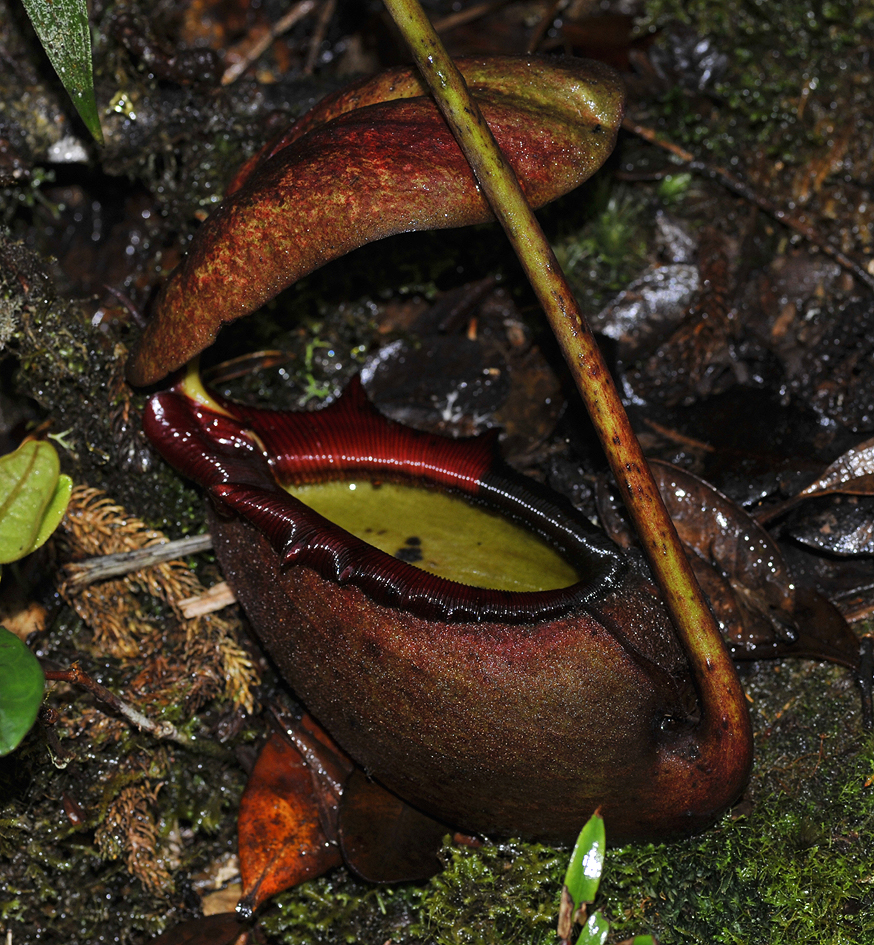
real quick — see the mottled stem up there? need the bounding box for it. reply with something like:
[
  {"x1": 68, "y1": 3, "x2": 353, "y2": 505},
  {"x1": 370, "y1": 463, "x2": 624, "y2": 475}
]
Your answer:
[{"x1": 381, "y1": 0, "x2": 750, "y2": 754}]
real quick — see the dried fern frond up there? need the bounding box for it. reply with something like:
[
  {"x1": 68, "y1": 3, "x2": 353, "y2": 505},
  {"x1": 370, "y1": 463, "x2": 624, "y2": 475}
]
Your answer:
[
  {"x1": 56, "y1": 485, "x2": 259, "y2": 710},
  {"x1": 184, "y1": 611, "x2": 258, "y2": 715},
  {"x1": 60, "y1": 486, "x2": 203, "y2": 611},
  {"x1": 96, "y1": 783, "x2": 173, "y2": 895}
]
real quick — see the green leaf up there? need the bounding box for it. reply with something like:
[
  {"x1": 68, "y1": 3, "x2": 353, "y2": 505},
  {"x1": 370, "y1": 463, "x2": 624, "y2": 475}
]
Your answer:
[
  {"x1": 564, "y1": 811, "x2": 606, "y2": 908},
  {"x1": 20, "y1": 0, "x2": 103, "y2": 144},
  {"x1": 32, "y1": 474, "x2": 73, "y2": 553},
  {"x1": 576, "y1": 910, "x2": 610, "y2": 945},
  {"x1": 0, "y1": 627, "x2": 45, "y2": 756},
  {"x1": 629, "y1": 937, "x2": 658, "y2": 944},
  {"x1": 0, "y1": 441, "x2": 70, "y2": 564}
]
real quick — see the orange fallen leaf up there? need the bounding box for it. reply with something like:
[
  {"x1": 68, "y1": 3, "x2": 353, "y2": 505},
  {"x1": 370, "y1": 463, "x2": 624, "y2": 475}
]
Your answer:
[{"x1": 237, "y1": 716, "x2": 352, "y2": 916}]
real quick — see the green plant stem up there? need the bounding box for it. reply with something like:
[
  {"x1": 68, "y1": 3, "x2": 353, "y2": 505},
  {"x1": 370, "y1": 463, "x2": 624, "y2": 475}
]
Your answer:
[{"x1": 381, "y1": 0, "x2": 751, "y2": 755}]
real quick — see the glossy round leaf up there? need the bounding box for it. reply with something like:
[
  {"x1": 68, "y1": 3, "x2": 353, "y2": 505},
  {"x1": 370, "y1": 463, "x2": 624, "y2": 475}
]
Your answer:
[
  {"x1": 0, "y1": 441, "x2": 69, "y2": 564},
  {"x1": 0, "y1": 627, "x2": 45, "y2": 756}
]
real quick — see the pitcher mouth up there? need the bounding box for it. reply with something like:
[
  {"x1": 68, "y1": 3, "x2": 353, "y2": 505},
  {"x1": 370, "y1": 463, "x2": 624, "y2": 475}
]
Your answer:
[{"x1": 144, "y1": 374, "x2": 627, "y2": 624}]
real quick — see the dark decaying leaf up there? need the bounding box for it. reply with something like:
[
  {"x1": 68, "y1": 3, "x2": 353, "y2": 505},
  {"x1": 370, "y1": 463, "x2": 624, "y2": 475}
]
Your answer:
[
  {"x1": 793, "y1": 297, "x2": 874, "y2": 433},
  {"x1": 797, "y1": 437, "x2": 874, "y2": 499},
  {"x1": 591, "y1": 263, "x2": 699, "y2": 362},
  {"x1": 237, "y1": 718, "x2": 350, "y2": 916},
  {"x1": 784, "y1": 586, "x2": 863, "y2": 670},
  {"x1": 338, "y1": 769, "x2": 448, "y2": 883},
  {"x1": 649, "y1": 460, "x2": 794, "y2": 615},
  {"x1": 149, "y1": 913, "x2": 247, "y2": 945},
  {"x1": 630, "y1": 228, "x2": 735, "y2": 407},
  {"x1": 787, "y1": 496, "x2": 874, "y2": 557},
  {"x1": 126, "y1": 56, "x2": 624, "y2": 386},
  {"x1": 597, "y1": 461, "x2": 861, "y2": 668}
]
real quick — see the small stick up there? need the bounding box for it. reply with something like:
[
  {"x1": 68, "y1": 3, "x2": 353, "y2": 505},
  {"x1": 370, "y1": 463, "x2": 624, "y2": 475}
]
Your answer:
[
  {"x1": 525, "y1": 0, "x2": 567, "y2": 54},
  {"x1": 180, "y1": 581, "x2": 237, "y2": 619},
  {"x1": 304, "y1": 0, "x2": 337, "y2": 75},
  {"x1": 43, "y1": 663, "x2": 232, "y2": 759},
  {"x1": 62, "y1": 533, "x2": 214, "y2": 590},
  {"x1": 222, "y1": 0, "x2": 318, "y2": 86},
  {"x1": 432, "y1": 0, "x2": 511, "y2": 34}
]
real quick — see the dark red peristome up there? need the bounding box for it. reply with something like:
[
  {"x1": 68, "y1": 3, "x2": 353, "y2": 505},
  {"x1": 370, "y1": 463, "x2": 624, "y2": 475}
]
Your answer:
[
  {"x1": 144, "y1": 379, "x2": 752, "y2": 844},
  {"x1": 145, "y1": 377, "x2": 623, "y2": 623}
]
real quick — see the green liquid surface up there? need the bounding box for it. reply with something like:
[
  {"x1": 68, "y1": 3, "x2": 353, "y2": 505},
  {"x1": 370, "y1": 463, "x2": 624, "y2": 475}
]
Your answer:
[{"x1": 286, "y1": 480, "x2": 579, "y2": 592}]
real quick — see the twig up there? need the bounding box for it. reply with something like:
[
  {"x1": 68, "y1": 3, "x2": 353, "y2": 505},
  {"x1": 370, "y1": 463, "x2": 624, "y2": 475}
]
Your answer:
[
  {"x1": 222, "y1": 0, "x2": 318, "y2": 86},
  {"x1": 179, "y1": 581, "x2": 237, "y2": 618},
  {"x1": 431, "y1": 0, "x2": 511, "y2": 34},
  {"x1": 43, "y1": 663, "x2": 233, "y2": 760},
  {"x1": 304, "y1": 0, "x2": 337, "y2": 75},
  {"x1": 525, "y1": 0, "x2": 567, "y2": 54},
  {"x1": 62, "y1": 533, "x2": 213, "y2": 590},
  {"x1": 642, "y1": 418, "x2": 716, "y2": 454},
  {"x1": 624, "y1": 116, "x2": 874, "y2": 292}
]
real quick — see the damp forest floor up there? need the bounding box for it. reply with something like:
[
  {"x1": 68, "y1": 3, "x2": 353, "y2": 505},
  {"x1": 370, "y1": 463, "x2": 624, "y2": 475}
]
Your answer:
[{"x1": 2, "y1": 0, "x2": 874, "y2": 943}]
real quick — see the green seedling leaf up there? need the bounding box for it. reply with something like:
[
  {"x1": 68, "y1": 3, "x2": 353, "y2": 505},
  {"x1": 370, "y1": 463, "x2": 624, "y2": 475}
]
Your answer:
[
  {"x1": 0, "y1": 441, "x2": 70, "y2": 564},
  {"x1": 577, "y1": 910, "x2": 610, "y2": 945},
  {"x1": 127, "y1": 56, "x2": 624, "y2": 385},
  {"x1": 20, "y1": 0, "x2": 103, "y2": 144},
  {"x1": 0, "y1": 626, "x2": 45, "y2": 756},
  {"x1": 564, "y1": 810, "x2": 606, "y2": 906}
]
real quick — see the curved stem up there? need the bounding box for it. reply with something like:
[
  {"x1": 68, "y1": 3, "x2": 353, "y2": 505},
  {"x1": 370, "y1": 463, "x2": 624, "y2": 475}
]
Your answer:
[{"x1": 381, "y1": 0, "x2": 750, "y2": 758}]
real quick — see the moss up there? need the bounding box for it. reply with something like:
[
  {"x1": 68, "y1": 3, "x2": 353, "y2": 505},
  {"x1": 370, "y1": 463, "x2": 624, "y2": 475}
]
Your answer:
[
  {"x1": 598, "y1": 661, "x2": 874, "y2": 944},
  {"x1": 409, "y1": 840, "x2": 565, "y2": 945},
  {"x1": 262, "y1": 841, "x2": 564, "y2": 945},
  {"x1": 2, "y1": 231, "x2": 203, "y2": 534},
  {"x1": 551, "y1": 180, "x2": 651, "y2": 312},
  {"x1": 641, "y1": 0, "x2": 871, "y2": 150},
  {"x1": 263, "y1": 874, "x2": 422, "y2": 944}
]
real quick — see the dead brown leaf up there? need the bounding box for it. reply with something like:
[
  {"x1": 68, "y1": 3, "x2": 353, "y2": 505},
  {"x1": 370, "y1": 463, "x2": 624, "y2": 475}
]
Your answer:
[{"x1": 237, "y1": 718, "x2": 350, "y2": 916}]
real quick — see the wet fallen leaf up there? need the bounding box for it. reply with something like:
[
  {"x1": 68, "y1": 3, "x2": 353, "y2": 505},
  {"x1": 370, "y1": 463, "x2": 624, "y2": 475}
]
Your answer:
[
  {"x1": 597, "y1": 460, "x2": 860, "y2": 667},
  {"x1": 797, "y1": 436, "x2": 874, "y2": 499},
  {"x1": 631, "y1": 228, "x2": 735, "y2": 407},
  {"x1": 338, "y1": 768, "x2": 448, "y2": 883},
  {"x1": 591, "y1": 262, "x2": 699, "y2": 362},
  {"x1": 794, "y1": 298, "x2": 874, "y2": 433},
  {"x1": 648, "y1": 460, "x2": 794, "y2": 617},
  {"x1": 237, "y1": 721, "x2": 348, "y2": 916},
  {"x1": 787, "y1": 496, "x2": 874, "y2": 557},
  {"x1": 127, "y1": 56, "x2": 624, "y2": 385}
]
